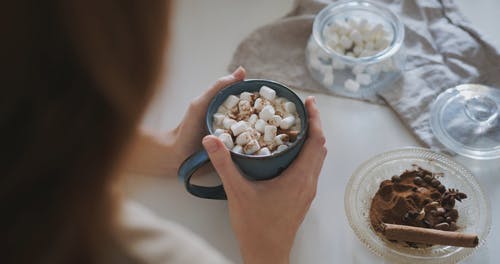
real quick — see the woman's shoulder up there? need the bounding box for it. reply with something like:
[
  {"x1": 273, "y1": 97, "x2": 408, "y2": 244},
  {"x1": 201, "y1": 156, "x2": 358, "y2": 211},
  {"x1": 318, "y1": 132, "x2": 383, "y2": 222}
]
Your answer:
[{"x1": 116, "y1": 200, "x2": 233, "y2": 264}]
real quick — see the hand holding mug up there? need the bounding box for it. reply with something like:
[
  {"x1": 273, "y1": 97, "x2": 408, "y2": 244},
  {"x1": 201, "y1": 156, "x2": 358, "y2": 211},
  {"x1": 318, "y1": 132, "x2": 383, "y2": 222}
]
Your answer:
[
  {"x1": 202, "y1": 97, "x2": 327, "y2": 264},
  {"x1": 178, "y1": 79, "x2": 309, "y2": 199}
]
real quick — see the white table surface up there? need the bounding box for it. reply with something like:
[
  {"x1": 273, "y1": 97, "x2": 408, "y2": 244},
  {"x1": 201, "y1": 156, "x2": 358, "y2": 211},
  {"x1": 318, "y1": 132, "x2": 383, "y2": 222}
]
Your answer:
[{"x1": 125, "y1": 1, "x2": 500, "y2": 263}]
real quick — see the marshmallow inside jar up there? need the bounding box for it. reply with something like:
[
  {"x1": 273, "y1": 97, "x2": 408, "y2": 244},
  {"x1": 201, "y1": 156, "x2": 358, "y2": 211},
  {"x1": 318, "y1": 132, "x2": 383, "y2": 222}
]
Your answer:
[
  {"x1": 212, "y1": 85, "x2": 302, "y2": 157},
  {"x1": 305, "y1": 0, "x2": 405, "y2": 99}
]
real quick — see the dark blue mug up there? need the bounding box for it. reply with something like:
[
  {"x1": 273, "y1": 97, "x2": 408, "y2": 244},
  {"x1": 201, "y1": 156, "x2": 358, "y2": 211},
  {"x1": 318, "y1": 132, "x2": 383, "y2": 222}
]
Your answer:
[{"x1": 178, "y1": 79, "x2": 308, "y2": 200}]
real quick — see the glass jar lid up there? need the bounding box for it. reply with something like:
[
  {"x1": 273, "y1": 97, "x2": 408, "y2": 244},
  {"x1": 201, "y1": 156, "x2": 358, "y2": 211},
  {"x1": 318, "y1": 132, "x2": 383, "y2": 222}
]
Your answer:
[{"x1": 430, "y1": 84, "x2": 500, "y2": 159}]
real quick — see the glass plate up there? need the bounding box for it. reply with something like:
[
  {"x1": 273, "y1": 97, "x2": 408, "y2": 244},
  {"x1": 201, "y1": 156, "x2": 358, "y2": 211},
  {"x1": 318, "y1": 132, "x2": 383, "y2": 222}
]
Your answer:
[{"x1": 344, "y1": 147, "x2": 491, "y2": 263}]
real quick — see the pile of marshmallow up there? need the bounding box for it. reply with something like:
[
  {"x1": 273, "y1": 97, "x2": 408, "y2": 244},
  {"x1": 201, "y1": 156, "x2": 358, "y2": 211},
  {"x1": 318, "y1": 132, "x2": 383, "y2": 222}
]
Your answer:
[
  {"x1": 307, "y1": 17, "x2": 396, "y2": 93},
  {"x1": 212, "y1": 86, "x2": 301, "y2": 156},
  {"x1": 323, "y1": 18, "x2": 391, "y2": 59}
]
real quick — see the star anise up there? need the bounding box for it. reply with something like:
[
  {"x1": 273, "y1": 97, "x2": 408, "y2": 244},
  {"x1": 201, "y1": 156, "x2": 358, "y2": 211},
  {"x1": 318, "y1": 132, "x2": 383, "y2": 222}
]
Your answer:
[
  {"x1": 443, "y1": 188, "x2": 468, "y2": 202},
  {"x1": 441, "y1": 189, "x2": 467, "y2": 209}
]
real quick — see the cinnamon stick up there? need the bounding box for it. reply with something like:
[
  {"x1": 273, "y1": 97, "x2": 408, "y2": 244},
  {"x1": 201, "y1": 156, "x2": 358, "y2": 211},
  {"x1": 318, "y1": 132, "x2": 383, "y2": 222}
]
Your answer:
[{"x1": 382, "y1": 223, "x2": 478, "y2": 248}]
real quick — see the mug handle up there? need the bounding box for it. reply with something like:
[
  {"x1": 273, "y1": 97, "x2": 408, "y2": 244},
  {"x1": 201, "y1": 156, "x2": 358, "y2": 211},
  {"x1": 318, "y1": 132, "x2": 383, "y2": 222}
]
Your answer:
[{"x1": 177, "y1": 150, "x2": 227, "y2": 200}]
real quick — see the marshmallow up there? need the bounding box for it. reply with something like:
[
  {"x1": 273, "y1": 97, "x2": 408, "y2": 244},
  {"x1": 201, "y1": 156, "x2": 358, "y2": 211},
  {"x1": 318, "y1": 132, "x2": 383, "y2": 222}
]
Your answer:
[
  {"x1": 253, "y1": 98, "x2": 264, "y2": 111},
  {"x1": 259, "y1": 86, "x2": 276, "y2": 101},
  {"x1": 344, "y1": 79, "x2": 360, "y2": 92},
  {"x1": 249, "y1": 129, "x2": 261, "y2": 140},
  {"x1": 367, "y1": 64, "x2": 381, "y2": 75},
  {"x1": 356, "y1": 73, "x2": 372, "y2": 86},
  {"x1": 322, "y1": 18, "x2": 390, "y2": 61},
  {"x1": 339, "y1": 35, "x2": 353, "y2": 49},
  {"x1": 217, "y1": 105, "x2": 228, "y2": 114},
  {"x1": 232, "y1": 145, "x2": 243, "y2": 154},
  {"x1": 326, "y1": 32, "x2": 340, "y2": 46},
  {"x1": 264, "y1": 125, "x2": 277, "y2": 142},
  {"x1": 350, "y1": 29, "x2": 363, "y2": 45},
  {"x1": 238, "y1": 100, "x2": 252, "y2": 116},
  {"x1": 372, "y1": 24, "x2": 384, "y2": 35},
  {"x1": 353, "y1": 45, "x2": 364, "y2": 56},
  {"x1": 347, "y1": 18, "x2": 358, "y2": 28},
  {"x1": 274, "y1": 134, "x2": 290, "y2": 145},
  {"x1": 274, "y1": 100, "x2": 284, "y2": 111},
  {"x1": 218, "y1": 133, "x2": 234, "y2": 149},
  {"x1": 358, "y1": 19, "x2": 369, "y2": 33},
  {"x1": 323, "y1": 72, "x2": 334, "y2": 87},
  {"x1": 331, "y1": 21, "x2": 348, "y2": 35},
  {"x1": 274, "y1": 97, "x2": 286, "y2": 105},
  {"x1": 324, "y1": 23, "x2": 336, "y2": 36},
  {"x1": 230, "y1": 121, "x2": 249, "y2": 136},
  {"x1": 309, "y1": 55, "x2": 324, "y2": 71},
  {"x1": 352, "y1": 65, "x2": 365, "y2": 75},
  {"x1": 276, "y1": 144, "x2": 289, "y2": 153},
  {"x1": 268, "y1": 115, "x2": 282, "y2": 127},
  {"x1": 333, "y1": 45, "x2": 345, "y2": 55},
  {"x1": 283, "y1": 101, "x2": 296, "y2": 114},
  {"x1": 223, "y1": 95, "x2": 240, "y2": 109},
  {"x1": 364, "y1": 27, "x2": 378, "y2": 42},
  {"x1": 213, "y1": 113, "x2": 225, "y2": 126},
  {"x1": 240, "y1": 92, "x2": 254, "y2": 102},
  {"x1": 248, "y1": 114, "x2": 258, "y2": 125},
  {"x1": 279, "y1": 116, "x2": 295, "y2": 130},
  {"x1": 244, "y1": 139, "x2": 260, "y2": 154},
  {"x1": 259, "y1": 105, "x2": 275, "y2": 121},
  {"x1": 255, "y1": 119, "x2": 267, "y2": 133},
  {"x1": 223, "y1": 117, "x2": 237, "y2": 130},
  {"x1": 213, "y1": 128, "x2": 226, "y2": 137},
  {"x1": 256, "y1": 147, "x2": 271, "y2": 156},
  {"x1": 318, "y1": 64, "x2": 333, "y2": 76},
  {"x1": 235, "y1": 131, "x2": 252, "y2": 146},
  {"x1": 332, "y1": 60, "x2": 345, "y2": 70},
  {"x1": 295, "y1": 117, "x2": 301, "y2": 126}
]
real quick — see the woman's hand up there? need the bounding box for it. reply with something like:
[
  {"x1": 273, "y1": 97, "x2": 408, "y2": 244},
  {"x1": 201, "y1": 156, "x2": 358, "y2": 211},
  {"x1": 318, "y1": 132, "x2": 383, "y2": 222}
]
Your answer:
[
  {"x1": 202, "y1": 97, "x2": 327, "y2": 264},
  {"x1": 122, "y1": 67, "x2": 246, "y2": 176},
  {"x1": 166, "y1": 66, "x2": 246, "y2": 171}
]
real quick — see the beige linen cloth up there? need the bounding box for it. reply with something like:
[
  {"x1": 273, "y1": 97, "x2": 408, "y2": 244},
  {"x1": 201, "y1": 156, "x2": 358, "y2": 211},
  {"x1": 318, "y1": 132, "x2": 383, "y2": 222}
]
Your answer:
[{"x1": 228, "y1": 0, "x2": 500, "y2": 152}]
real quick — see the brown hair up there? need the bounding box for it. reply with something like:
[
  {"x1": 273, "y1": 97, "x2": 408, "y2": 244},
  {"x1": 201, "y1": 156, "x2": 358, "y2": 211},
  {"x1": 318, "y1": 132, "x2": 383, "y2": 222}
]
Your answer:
[{"x1": 1, "y1": 0, "x2": 170, "y2": 263}]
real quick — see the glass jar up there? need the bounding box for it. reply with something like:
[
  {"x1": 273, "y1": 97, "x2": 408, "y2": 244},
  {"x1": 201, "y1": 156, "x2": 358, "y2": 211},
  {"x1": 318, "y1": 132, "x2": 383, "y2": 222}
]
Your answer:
[{"x1": 306, "y1": 0, "x2": 405, "y2": 98}]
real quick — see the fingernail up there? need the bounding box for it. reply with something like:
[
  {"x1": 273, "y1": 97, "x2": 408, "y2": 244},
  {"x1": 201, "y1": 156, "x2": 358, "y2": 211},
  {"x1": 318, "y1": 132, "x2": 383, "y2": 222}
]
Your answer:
[
  {"x1": 310, "y1": 96, "x2": 316, "y2": 104},
  {"x1": 232, "y1": 66, "x2": 244, "y2": 77},
  {"x1": 203, "y1": 137, "x2": 219, "y2": 153}
]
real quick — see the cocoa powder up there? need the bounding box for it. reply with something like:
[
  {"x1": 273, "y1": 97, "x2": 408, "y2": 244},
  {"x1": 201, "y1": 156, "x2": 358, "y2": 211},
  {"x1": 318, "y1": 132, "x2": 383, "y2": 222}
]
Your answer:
[{"x1": 370, "y1": 166, "x2": 464, "y2": 238}]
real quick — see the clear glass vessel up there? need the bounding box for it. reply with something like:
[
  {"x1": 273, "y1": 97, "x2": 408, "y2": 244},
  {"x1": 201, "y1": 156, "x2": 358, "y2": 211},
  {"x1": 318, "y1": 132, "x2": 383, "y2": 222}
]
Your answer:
[
  {"x1": 431, "y1": 84, "x2": 500, "y2": 160},
  {"x1": 306, "y1": 0, "x2": 405, "y2": 99},
  {"x1": 344, "y1": 147, "x2": 491, "y2": 264}
]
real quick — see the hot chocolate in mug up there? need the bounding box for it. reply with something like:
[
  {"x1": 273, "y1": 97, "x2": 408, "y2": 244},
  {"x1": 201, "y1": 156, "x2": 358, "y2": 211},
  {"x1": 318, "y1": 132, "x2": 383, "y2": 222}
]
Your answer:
[{"x1": 178, "y1": 79, "x2": 308, "y2": 199}]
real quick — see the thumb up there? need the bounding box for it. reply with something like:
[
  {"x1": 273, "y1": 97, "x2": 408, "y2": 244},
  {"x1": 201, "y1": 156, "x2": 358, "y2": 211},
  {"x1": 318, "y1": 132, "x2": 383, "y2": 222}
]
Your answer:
[{"x1": 202, "y1": 135, "x2": 249, "y2": 195}]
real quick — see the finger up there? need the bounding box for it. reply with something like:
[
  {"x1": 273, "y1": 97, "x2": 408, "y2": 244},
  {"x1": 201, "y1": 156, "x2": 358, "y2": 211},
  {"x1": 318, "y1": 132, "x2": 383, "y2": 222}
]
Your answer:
[
  {"x1": 304, "y1": 97, "x2": 328, "y2": 186},
  {"x1": 282, "y1": 97, "x2": 327, "y2": 182},
  {"x1": 182, "y1": 67, "x2": 246, "y2": 132},
  {"x1": 202, "y1": 135, "x2": 250, "y2": 196},
  {"x1": 305, "y1": 96, "x2": 325, "y2": 144},
  {"x1": 304, "y1": 96, "x2": 327, "y2": 179},
  {"x1": 285, "y1": 136, "x2": 327, "y2": 181}
]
